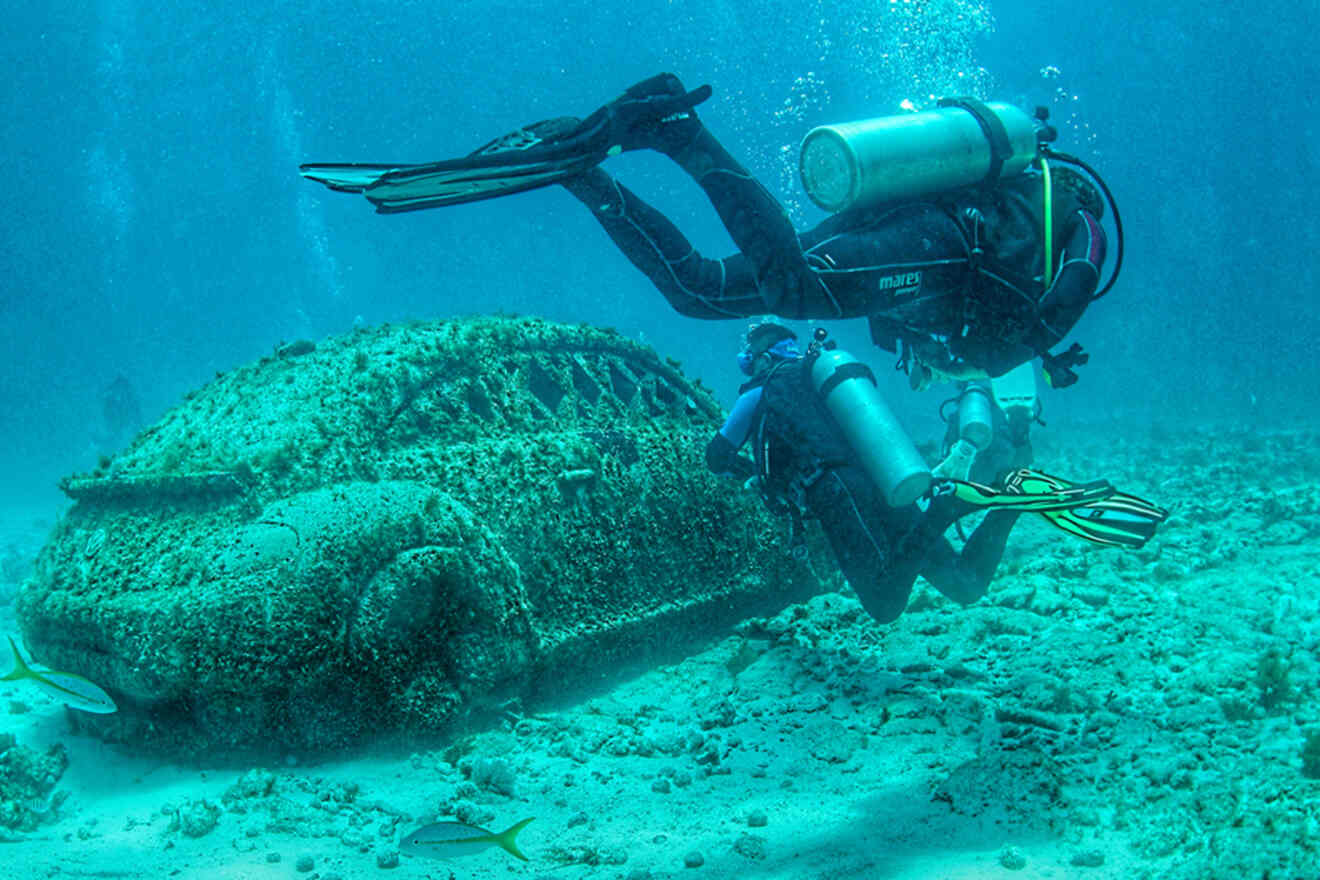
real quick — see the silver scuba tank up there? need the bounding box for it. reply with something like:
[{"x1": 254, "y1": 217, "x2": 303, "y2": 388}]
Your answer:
[
  {"x1": 956, "y1": 383, "x2": 994, "y2": 451},
  {"x1": 799, "y1": 99, "x2": 1039, "y2": 213},
  {"x1": 810, "y1": 348, "x2": 932, "y2": 507}
]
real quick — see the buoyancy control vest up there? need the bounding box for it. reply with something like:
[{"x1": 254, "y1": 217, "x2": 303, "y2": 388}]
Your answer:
[
  {"x1": 743, "y1": 359, "x2": 850, "y2": 509},
  {"x1": 798, "y1": 98, "x2": 1114, "y2": 384},
  {"x1": 745, "y1": 349, "x2": 931, "y2": 510},
  {"x1": 863, "y1": 169, "x2": 1098, "y2": 378}
]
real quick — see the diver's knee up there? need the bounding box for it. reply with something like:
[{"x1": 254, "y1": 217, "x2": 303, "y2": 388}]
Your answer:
[
  {"x1": 936, "y1": 579, "x2": 988, "y2": 606},
  {"x1": 853, "y1": 583, "x2": 912, "y2": 624}
]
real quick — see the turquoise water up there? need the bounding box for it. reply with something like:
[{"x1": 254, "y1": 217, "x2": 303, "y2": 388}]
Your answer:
[{"x1": 1, "y1": 0, "x2": 1316, "y2": 876}]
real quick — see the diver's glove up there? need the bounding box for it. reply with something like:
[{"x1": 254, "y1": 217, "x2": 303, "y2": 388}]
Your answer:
[
  {"x1": 592, "y1": 73, "x2": 713, "y2": 155},
  {"x1": 933, "y1": 438, "x2": 979, "y2": 482},
  {"x1": 1041, "y1": 343, "x2": 1089, "y2": 388}
]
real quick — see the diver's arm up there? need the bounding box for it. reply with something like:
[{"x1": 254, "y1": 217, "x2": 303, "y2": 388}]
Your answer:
[
  {"x1": 705, "y1": 388, "x2": 761, "y2": 478},
  {"x1": 706, "y1": 434, "x2": 757, "y2": 479},
  {"x1": 1026, "y1": 209, "x2": 1106, "y2": 353}
]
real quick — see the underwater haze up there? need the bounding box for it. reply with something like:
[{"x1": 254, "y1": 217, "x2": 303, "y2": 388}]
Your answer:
[
  {"x1": 1, "y1": 0, "x2": 1315, "y2": 505},
  {"x1": 2, "y1": 1, "x2": 1320, "y2": 878}
]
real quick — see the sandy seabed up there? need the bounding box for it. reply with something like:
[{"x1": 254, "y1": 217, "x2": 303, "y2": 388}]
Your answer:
[{"x1": 2, "y1": 426, "x2": 1318, "y2": 880}]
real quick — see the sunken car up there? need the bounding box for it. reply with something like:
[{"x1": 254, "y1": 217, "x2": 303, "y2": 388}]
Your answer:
[{"x1": 17, "y1": 316, "x2": 819, "y2": 756}]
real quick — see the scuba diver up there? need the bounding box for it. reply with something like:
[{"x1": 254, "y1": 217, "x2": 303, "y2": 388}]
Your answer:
[
  {"x1": 301, "y1": 72, "x2": 1119, "y2": 400},
  {"x1": 706, "y1": 322, "x2": 1165, "y2": 623}
]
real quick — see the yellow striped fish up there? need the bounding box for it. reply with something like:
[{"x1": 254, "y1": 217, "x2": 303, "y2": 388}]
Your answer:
[
  {"x1": 400, "y1": 817, "x2": 533, "y2": 861},
  {"x1": 2, "y1": 636, "x2": 117, "y2": 714}
]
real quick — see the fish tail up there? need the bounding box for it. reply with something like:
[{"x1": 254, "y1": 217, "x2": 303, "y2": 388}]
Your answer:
[
  {"x1": 1, "y1": 636, "x2": 29, "y2": 682},
  {"x1": 495, "y1": 817, "x2": 534, "y2": 861}
]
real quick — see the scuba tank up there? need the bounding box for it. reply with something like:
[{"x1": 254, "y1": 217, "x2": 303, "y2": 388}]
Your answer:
[
  {"x1": 799, "y1": 98, "x2": 1040, "y2": 213},
  {"x1": 799, "y1": 99, "x2": 1124, "y2": 301},
  {"x1": 808, "y1": 339, "x2": 931, "y2": 507},
  {"x1": 933, "y1": 381, "x2": 993, "y2": 482},
  {"x1": 956, "y1": 383, "x2": 994, "y2": 451}
]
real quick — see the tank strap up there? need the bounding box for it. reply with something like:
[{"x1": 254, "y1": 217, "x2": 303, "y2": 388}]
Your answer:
[
  {"x1": 938, "y1": 97, "x2": 1014, "y2": 184},
  {"x1": 817, "y1": 361, "x2": 876, "y2": 398},
  {"x1": 749, "y1": 359, "x2": 794, "y2": 483}
]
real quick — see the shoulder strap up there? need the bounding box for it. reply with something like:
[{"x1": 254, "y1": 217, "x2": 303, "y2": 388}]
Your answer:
[{"x1": 937, "y1": 97, "x2": 1014, "y2": 184}]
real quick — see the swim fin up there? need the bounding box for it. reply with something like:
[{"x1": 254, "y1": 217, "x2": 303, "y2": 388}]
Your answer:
[
  {"x1": 1006, "y1": 469, "x2": 1169, "y2": 549},
  {"x1": 300, "y1": 117, "x2": 607, "y2": 212},
  {"x1": 300, "y1": 75, "x2": 713, "y2": 213},
  {"x1": 943, "y1": 470, "x2": 1116, "y2": 513}
]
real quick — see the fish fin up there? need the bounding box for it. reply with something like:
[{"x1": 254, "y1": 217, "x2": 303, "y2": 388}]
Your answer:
[
  {"x1": 1, "y1": 636, "x2": 29, "y2": 681},
  {"x1": 494, "y1": 817, "x2": 534, "y2": 861},
  {"x1": 2, "y1": 636, "x2": 118, "y2": 712}
]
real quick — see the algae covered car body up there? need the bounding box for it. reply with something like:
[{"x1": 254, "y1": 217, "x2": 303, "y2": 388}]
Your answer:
[{"x1": 16, "y1": 317, "x2": 818, "y2": 756}]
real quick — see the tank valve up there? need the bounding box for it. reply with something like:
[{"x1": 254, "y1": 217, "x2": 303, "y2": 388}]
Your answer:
[
  {"x1": 808, "y1": 327, "x2": 836, "y2": 357},
  {"x1": 1034, "y1": 107, "x2": 1058, "y2": 146}
]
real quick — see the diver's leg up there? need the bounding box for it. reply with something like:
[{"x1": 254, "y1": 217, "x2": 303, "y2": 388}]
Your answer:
[
  {"x1": 666, "y1": 127, "x2": 825, "y2": 316},
  {"x1": 561, "y1": 168, "x2": 764, "y2": 319},
  {"x1": 601, "y1": 73, "x2": 825, "y2": 316},
  {"x1": 916, "y1": 510, "x2": 1021, "y2": 605},
  {"x1": 961, "y1": 510, "x2": 1021, "y2": 580}
]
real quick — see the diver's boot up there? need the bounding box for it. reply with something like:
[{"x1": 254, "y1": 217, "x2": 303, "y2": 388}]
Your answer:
[
  {"x1": 473, "y1": 73, "x2": 709, "y2": 168},
  {"x1": 596, "y1": 73, "x2": 711, "y2": 156},
  {"x1": 560, "y1": 165, "x2": 612, "y2": 201}
]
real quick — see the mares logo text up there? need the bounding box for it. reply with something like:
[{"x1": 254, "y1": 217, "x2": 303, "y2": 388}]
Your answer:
[{"x1": 877, "y1": 271, "x2": 922, "y2": 297}]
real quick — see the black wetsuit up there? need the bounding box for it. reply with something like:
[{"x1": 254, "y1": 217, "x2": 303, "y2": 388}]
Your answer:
[
  {"x1": 564, "y1": 118, "x2": 1105, "y2": 381},
  {"x1": 705, "y1": 355, "x2": 1019, "y2": 624}
]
